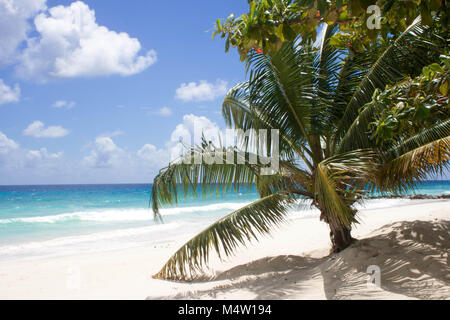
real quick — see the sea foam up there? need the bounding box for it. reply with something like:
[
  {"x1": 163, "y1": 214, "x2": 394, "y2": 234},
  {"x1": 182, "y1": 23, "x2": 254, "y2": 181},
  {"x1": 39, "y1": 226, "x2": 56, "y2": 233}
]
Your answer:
[{"x1": 0, "y1": 202, "x2": 251, "y2": 225}]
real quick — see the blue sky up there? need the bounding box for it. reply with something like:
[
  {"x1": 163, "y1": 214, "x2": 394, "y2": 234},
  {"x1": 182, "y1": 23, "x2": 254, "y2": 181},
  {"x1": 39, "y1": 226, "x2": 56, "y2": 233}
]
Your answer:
[
  {"x1": 0, "y1": 1, "x2": 447, "y2": 185},
  {"x1": 0, "y1": 0, "x2": 250, "y2": 184}
]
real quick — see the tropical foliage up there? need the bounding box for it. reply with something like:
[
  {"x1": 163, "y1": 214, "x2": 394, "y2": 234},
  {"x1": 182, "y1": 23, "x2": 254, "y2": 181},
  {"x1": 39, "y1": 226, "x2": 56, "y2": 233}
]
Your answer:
[
  {"x1": 213, "y1": 0, "x2": 447, "y2": 59},
  {"x1": 368, "y1": 54, "x2": 449, "y2": 145},
  {"x1": 150, "y1": 17, "x2": 449, "y2": 280}
]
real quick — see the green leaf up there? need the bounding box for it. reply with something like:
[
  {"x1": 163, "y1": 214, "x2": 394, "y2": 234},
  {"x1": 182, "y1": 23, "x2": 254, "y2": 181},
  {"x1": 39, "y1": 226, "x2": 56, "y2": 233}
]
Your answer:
[
  {"x1": 439, "y1": 80, "x2": 448, "y2": 96},
  {"x1": 414, "y1": 104, "x2": 431, "y2": 121},
  {"x1": 428, "y1": 63, "x2": 444, "y2": 73},
  {"x1": 329, "y1": 35, "x2": 346, "y2": 49},
  {"x1": 225, "y1": 36, "x2": 230, "y2": 52},
  {"x1": 282, "y1": 23, "x2": 296, "y2": 41}
]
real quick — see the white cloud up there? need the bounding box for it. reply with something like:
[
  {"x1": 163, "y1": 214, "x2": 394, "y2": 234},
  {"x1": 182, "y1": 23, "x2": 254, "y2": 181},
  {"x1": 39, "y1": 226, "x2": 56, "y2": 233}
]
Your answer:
[
  {"x1": 52, "y1": 100, "x2": 75, "y2": 109},
  {"x1": 83, "y1": 134, "x2": 169, "y2": 169},
  {"x1": 175, "y1": 79, "x2": 227, "y2": 102},
  {"x1": 0, "y1": 130, "x2": 169, "y2": 184},
  {"x1": 16, "y1": 1, "x2": 157, "y2": 81},
  {"x1": 24, "y1": 147, "x2": 63, "y2": 168},
  {"x1": 0, "y1": 114, "x2": 225, "y2": 184},
  {"x1": 137, "y1": 144, "x2": 170, "y2": 167},
  {"x1": 0, "y1": 130, "x2": 64, "y2": 179},
  {"x1": 23, "y1": 120, "x2": 69, "y2": 138},
  {"x1": 0, "y1": 130, "x2": 19, "y2": 153},
  {"x1": 26, "y1": 147, "x2": 62, "y2": 160},
  {"x1": 0, "y1": 79, "x2": 20, "y2": 105},
  {"x1": 167, "y1": 114, "x2": 222, "y2": 160},
  {"x1": 0, "y1": 0, "x2": 46, "y2": 67},
  {"x1": 83, "y1": 136, "x2": 124, "y2": 168},
  {"x1": 156, "y1": 106, "x2": 172, "y2": 117},
  {"x1": 83, "y1": 114, "x2": 222, "y2": 175},
  {"x1": 83, "y1": 135, "x2": 169, "y2": 181}
]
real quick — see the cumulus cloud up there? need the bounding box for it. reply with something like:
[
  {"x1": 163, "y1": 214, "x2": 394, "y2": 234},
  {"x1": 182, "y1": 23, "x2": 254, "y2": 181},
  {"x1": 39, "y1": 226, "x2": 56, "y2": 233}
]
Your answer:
[
  {"x1": 0, "y1": 79, "x2": 20, "y2": 105},
  {"x1": 52, "y1": 100, "x2": 75, "y2": 109},
  {"x1": 83, "y1": 135, "x2": 169, "y2": 173},
  {"x1": 82, "y1": 115, "x2": 223, "y2": 174},
  {"x1": 167, "y1": 114, "x2": 222, "y2": 160},
  {"x1": 0, "y1": 0, "x2": 46, "y2": 67},
  {"x1": 23, "y1": 120, "x2": 69, "y2": 138},
  {"x1": 0, "y1": 130, "x2": 63, "y2": 178},
  {"x1": 0, "y1": 114, "x2": 226, "y2": 183},
  {"x1": 175, "y1": 79, "x2": 227, "y2": 102},
  {"x1": 16, "y1": 1, "x2": 157, "y2": 81},
  {"x1": 26, "y1": 147, "x2": 62, "y2": 160},
  {"x1": 83, "y1": 136, "x2": 125, "y2": 168},
  {"x1": 24, "y1": 148, "x2": 63, "y2": 168},
  {"x1": 0, "y1": 130, "x2": 169, "y2": 184},
  {"x1": 137, "y1": 144, "x2": 170, "y2": 167},
  {"x1": 0, "y1": 130, "x2": 19, "y2": 153}
]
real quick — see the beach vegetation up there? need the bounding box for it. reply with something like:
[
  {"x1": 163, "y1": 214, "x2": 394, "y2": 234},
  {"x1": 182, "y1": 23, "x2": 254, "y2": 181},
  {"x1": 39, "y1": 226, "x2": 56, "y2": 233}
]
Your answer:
[{"x1": 150, "y1": 10, "x2": 449, "y2": 280}]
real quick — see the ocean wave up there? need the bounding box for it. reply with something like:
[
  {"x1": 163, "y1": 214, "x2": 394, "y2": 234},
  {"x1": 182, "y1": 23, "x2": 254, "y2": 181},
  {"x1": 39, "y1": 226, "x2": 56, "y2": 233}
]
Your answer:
[
  {"x1": 0, "y1": 202, "x2": 251, "y2": 225},
  {"x1": 0, "y1": 222, "x2": 185, "y2": 257},
  {"x1": 0, "y1": 198, "x2": 424, "y2": 226}
]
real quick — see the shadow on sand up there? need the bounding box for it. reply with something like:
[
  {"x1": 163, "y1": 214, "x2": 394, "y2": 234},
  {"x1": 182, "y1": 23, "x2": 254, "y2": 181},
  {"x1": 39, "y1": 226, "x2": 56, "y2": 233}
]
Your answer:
[
  {"x1": 320, "y1": 220, "x2": 449, "y2": 299},
  {"x1": 152, "y1": 220, "x2": 449, "y2": 300}
]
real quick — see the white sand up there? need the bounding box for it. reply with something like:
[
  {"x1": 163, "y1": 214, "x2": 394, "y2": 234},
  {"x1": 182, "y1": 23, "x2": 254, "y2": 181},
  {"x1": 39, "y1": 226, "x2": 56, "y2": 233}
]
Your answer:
[{"x1": 0, "y1": 199, "x2": 448, "y2": 300}]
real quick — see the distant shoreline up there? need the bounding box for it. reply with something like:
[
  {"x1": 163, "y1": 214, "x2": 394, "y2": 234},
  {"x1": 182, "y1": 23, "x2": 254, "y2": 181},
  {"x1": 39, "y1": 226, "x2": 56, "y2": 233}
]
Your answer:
[
  {"x1": 0, "y1": 180, "x2": 449, "y2": 188},
  {"x1": 367, "y1": 194, "x2": 450, "y2": 199}
]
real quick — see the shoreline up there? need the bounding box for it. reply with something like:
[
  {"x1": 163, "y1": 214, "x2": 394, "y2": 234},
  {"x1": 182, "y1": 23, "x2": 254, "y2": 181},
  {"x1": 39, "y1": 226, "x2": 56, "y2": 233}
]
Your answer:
[
  {"x1": 0, "y1": 198, "x2": 448, "y2": 299},
  {"x1": 0, "y1": 198, "x2": 447, "y2": 265},
  {"x1": 367, "y1": 194, "x2": 450, "y2": 199}
]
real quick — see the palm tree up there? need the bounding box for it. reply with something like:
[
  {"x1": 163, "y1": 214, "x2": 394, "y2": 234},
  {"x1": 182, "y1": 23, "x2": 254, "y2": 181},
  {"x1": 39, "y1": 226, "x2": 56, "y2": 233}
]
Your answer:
[{"x1": 151, "y1": 18, "x2": 449, "y2": 280}]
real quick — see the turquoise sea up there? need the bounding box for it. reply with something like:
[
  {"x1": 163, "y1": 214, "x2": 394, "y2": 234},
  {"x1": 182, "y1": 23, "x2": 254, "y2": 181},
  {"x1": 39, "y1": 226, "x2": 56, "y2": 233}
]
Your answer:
[{"x1": 0, "y1": 181, "x2": 449, "y2": 261}]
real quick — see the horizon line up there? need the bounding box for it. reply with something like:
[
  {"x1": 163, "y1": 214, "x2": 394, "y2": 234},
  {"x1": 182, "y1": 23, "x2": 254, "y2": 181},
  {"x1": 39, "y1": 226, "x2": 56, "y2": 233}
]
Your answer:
[{"x1": 1, "y1": 180, "x2": 450, "y2": 187}]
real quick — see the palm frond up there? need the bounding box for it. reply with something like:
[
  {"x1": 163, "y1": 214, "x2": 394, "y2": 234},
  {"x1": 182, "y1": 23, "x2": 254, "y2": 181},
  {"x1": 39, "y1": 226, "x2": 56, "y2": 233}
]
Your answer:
[
  {"x1": 375, "y1": 137, "x2": 450, "y2": 193},
  {"x1": 151, "y1": 148, "x2": 262, "y2": 219},
  {"x1": 385, "y1": 119, "x2": 450, "y2": 161},
  {"x1": 312, "y1": 24, "x2": 343, "y2": 133},
  {"x1": 222, "y1": 81, "x2": 314, "y2": 170},
  {"x1": 245, "y1": 42, "x2": 317, "y2": 159},
  {"x1": 153, "y1": 193, "x2": 295, "y2": 280},
  {"x1": 148, "y1": 15, "x2": 448, "y2": 278},
  {"x1": 327, "y1": 52, "x2": 369, "y2": 130},
  {"x1": 314, "y1": 149, "x2": 380, "y2": 225},
  {"x1": 255, "y1": 161, "x2": 313, "y2": 197},
  {"x1": 337, "y1": 93, "x2": 381, "y2": 154}
]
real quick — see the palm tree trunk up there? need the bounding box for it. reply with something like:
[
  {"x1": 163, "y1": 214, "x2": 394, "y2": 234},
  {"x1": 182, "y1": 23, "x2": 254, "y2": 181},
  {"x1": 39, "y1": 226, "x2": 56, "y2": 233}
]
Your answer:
[
  {"x1": 328, "y1": 219, "x2": 353, "y2": 252},
  {"x1": 320, "y1": 210, "x2": 354, "y2": 252}
]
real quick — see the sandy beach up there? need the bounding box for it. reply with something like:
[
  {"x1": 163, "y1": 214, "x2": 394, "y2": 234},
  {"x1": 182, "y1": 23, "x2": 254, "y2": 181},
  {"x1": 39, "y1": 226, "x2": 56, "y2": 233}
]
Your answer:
[{"x1": 0, "y1": 198, "x2": 448, "y2": 300}]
